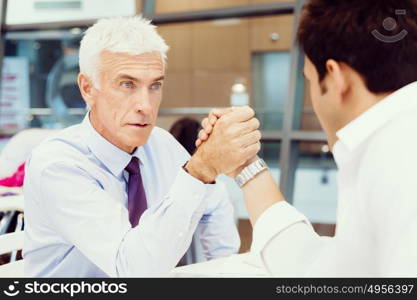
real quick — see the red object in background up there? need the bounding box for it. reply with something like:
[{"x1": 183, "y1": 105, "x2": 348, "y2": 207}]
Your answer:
[{"x1": 0, "y1": 162, "x2": 25, "y2": 187}]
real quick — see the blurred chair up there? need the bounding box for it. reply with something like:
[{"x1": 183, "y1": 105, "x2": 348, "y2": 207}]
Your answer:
[
  {"x1": 0, "y1": 195, "x2": 24, "y2": 214},
  {"x1": 0, "y1": 195, "x2": 24, "y2": 235},
  {"x1": 0, "y1": 231, "x2": 24, "y2": 277},
  {"x1": 0, "y1": 128, "x2": 58, "y2": 178},
  {"x1": 0, "y1": 195, "x2": 25, "y2": 277},
  {"x1": 0, "y1": 128, "x2": 47, "y2": 277}
]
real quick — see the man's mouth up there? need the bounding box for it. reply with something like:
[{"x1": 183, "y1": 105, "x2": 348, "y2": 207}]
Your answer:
[{"x1": 127, "y1": 123, "x2": 150, "y2": 128}]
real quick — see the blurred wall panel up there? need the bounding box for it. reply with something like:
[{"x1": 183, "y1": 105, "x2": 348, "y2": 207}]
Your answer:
[
  {"x1": 155, "y1": 0, "x2": 192, "y2": 14},
  {"x1": 192, "y1": 71, "x2": 251, "y2": 107},
  {"x1": 155, "y1": 0, "x2": 250, "y2": 14},
  {"x1": 250, "y1": 0, "x2": 295, "y2": 4},
  {"x1": 135, "y1": 0, "x2": 142, "y2": 13},
  {"x1": 155, "y1": 0, "x2": 295, "y2": 14},
  {"x1": 249, "y1": 14, "x2": 293, "y2": 52},
  {"x1": 191, "y1": 19, "x2": 250, "y2": 107},
  {"x1": 192, "y1": 19, "x2": 250, "y2": 72},
  {"x1": 158, "y1": 23, "x2": 193, "y2": 108}
]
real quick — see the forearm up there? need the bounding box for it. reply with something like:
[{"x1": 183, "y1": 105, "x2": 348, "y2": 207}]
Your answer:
[
  {"x1": 261, "y1": 222, "x2": 328, "y2": 276},
  {"x1": 116, "y1": 169, "x2": 208, "y2": 276},
  {"x1": 250, "y1": 200, "x2": 330, "y2": 276},
  {"x1": 116, "y1": 205, "x2": 202, "y2": 277},
  {"x1": 242, "y1": 168, "x2": 284, "y2": 226},
  {"x1": 198, "y1": 186, "x2": 240, "y2": 260}
]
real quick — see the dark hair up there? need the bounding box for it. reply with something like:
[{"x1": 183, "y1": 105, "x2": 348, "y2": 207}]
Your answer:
[
  {"x1": 297, "y1": 0, "x2": 417, "y2": 93},
  {"x1": 169, "y1": 117, "x2": 202, "y2": 155}
]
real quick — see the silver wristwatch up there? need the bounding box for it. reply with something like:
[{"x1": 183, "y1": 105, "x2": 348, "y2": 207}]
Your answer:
[{"x1": 235, "y1": 158, "x2": 268, "y2": 188}]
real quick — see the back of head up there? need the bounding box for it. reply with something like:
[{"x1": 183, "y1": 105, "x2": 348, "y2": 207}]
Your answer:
[
  {"x1": 298, "y1": 0, "x2": 417, "y2": 93},
  {"x1": 169, "y1": 118, "x2": 202, "y2": 155},
  {"x1": 79, "y1": 15, "x2": 169, "y2": 87}
]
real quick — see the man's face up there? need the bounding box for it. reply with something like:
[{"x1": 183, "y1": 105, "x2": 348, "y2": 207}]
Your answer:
[{"x1": 88, "y1": 51, "x2": 164, "y2": 153}]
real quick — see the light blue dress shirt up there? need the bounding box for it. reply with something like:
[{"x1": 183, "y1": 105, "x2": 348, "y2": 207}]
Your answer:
[{"x1": 23, "y1": 114, "x2": 240, "y2": 277}]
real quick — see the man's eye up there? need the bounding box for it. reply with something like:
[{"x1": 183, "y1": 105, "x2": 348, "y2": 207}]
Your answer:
[
  {"x1": 150, "y1": 82, "x2": 162, "y2": 90},
  {"x1": 121, "y1": 81, "x2": 134, "y2": 89}
]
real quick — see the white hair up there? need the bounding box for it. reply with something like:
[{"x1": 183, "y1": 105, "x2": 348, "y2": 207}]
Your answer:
[{"x1": 79, "y1": 15, "x2": 169, "y2": 88}]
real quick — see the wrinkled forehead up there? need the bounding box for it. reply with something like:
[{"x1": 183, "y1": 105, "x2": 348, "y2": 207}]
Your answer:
[
  {"x1": 99, "y1": 50, "x2": 164, "y2": 70},
  {"x1": 98, "y1": 50, "x2": 165, "y2": 80}
]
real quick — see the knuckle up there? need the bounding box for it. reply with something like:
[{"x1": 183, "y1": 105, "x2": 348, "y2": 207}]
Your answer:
[
  {"x1": 198, "y1": 130, "x2": 205, "y2": 138},
  {"x1": 245, "y1": 106, "x2": 255, "y2": 117},
  {"x1": 209, "y1": 110, "x2": 217, "y2": 119},
  {"x1": 228, "y1": 125, "x2": 237, "y2": 135},
  {"x1": 217, "y1": 117, "x2": 227, "y2": 127}
]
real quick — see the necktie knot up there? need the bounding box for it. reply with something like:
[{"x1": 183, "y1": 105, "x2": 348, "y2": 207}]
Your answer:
[{"x1": 125, "y1": 157, "x2": 140, "y2": 175}]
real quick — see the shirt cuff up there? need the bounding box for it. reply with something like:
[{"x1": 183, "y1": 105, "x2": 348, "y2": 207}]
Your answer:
[
  {"x1": 167, "y1": 167, "x2": 218, "y2": 213},
  {"x1": 251, "y1": 201, "x2": 310, "y2": 253}
]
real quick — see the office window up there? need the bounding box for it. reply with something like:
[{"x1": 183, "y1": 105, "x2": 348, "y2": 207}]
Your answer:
[
  {"x1": 4, "y1": 32, "x2": 86, "y2": 130},
  {"x1": 6, "y1": 0, "x2": 136, "y2": 25},
  {"x1": 252, "y1": 52, "x2": 290, "y2": 130},
  {"x1": 292, "y1": 141, "x2": 338, "y2": 232},
  {"x1": 260, "y1": 141, "x2": 281, "y2": 182},
  {"x1": 298, "y1": 80, "x2": 323, "y2": 131}
]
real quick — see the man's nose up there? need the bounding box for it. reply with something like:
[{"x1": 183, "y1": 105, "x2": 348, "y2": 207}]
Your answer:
[{"x1": 134, "y1": 88, "x2": 153, "y2": 114}]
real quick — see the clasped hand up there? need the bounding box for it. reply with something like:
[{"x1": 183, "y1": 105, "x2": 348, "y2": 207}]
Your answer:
[{"x1": 185, "y1": 106, "x2": 261, "y2": 183}]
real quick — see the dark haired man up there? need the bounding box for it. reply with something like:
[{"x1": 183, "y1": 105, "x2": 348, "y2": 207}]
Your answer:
[{"x1": 198, "y1": 0, "x2": 417, "y2": 276}]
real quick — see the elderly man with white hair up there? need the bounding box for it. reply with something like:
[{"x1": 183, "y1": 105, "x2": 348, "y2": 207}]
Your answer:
[{"x1": 23, "y1": 16, "x2": 261, "y2": 277}]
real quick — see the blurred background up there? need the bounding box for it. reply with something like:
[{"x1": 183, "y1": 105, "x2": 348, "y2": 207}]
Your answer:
[{"x1": 0, "y1": 0, "x2": 337, "y2": 255}]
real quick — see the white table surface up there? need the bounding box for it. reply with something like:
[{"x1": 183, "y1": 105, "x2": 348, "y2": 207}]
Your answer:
[
  {"x1": 0, "y1": 187, "x2": 24, "y2": 212},
  {"x1": 0, "y1": 186, "x2": 22, "y2": 195},
  {"x1": 172, "y1": 253, "x2": 270, "y2": 277}
]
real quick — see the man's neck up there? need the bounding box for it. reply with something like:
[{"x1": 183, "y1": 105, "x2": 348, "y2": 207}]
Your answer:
[
  {"x1": 88, "y1": 110, "x2": 135, "y2": 154},
  {"x1": 328, "y1": 89, "x2": 393, "y2": 151}
]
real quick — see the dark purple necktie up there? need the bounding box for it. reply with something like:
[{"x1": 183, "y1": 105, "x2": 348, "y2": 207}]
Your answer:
[{"x1": 125, "y1": 157, "x2": 147, "y2": 227}]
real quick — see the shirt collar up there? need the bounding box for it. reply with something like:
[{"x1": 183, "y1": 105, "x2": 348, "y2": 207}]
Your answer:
[
  {"x1": 333, "y1": 81, "x2": 417, "y2": 162},
  {"x1": 80, "y1": 112, "x2": 147, "y2": 178}
]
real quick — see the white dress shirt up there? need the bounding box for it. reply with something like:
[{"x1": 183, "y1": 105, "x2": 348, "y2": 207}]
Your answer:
[
  {"x1": 252, "y1": 81, "x2": 417, "y2": 277},
  {"x1": 23, "y1": 114, "x2": 240, "y2": 277}
]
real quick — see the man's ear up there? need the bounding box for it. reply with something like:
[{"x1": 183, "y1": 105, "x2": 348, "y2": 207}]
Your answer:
[
  {"x1": 325, "y1": 59, "x2": 348, "y2": 98},
  {"x1": 77, "y1": 72, "x2": 96, "y2": 109}
]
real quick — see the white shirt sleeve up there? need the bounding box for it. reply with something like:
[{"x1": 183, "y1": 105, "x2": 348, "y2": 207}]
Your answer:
[
  {"x1": 154, "y1": 127, "x2": 240, "y2": 261},
  {"x1": 251, "y1": 201, "x2": 332, "y2": 277},
  {"x1": 39, "y1": 161, "x2": 213, "y2": 277},
  {"x1": 197, "y1": 181, "x2": 240, "y2": 260}
]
